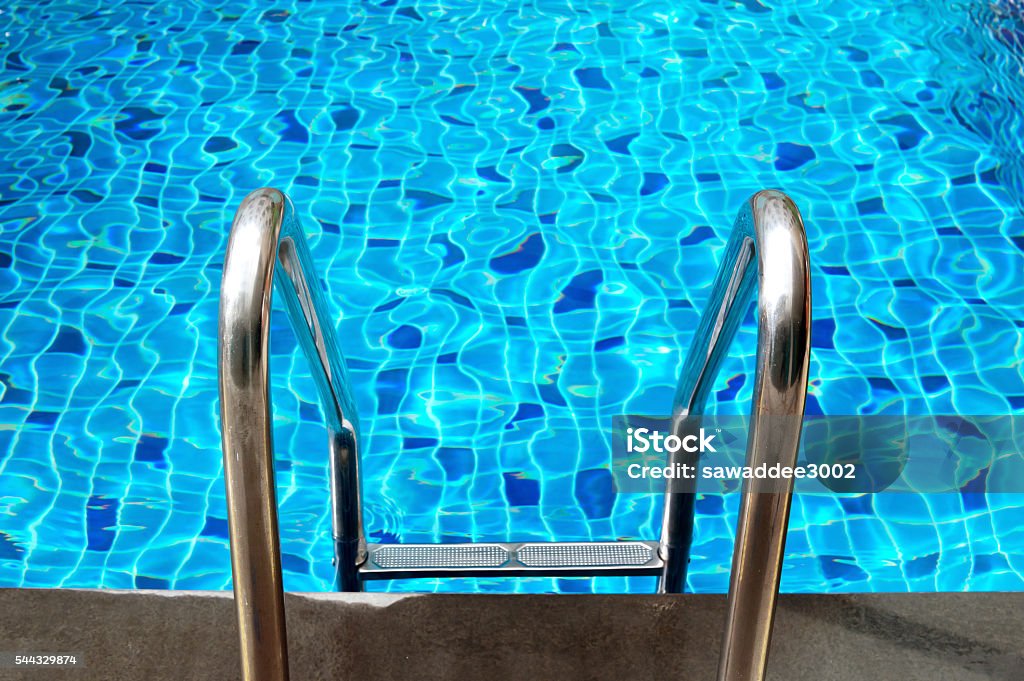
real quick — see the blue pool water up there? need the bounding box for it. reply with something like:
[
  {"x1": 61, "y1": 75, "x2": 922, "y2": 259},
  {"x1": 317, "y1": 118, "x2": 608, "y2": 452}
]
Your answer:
[{"x1": 1, "y1": 0, "x2": 1023, "y2": 594}]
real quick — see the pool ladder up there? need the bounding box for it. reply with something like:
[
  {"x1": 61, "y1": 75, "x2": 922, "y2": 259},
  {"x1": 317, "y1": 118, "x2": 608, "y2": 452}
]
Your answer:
[{"x1": 219, "y1": 188, "x2": 811, "y2": 681}]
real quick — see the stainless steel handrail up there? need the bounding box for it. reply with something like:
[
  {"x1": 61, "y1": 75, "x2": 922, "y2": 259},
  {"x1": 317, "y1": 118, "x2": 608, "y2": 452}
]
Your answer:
[
  {"x1": 219, "y1": 188, "x2": 366, "y2": 681},
  {"x1": 657, "y1": 190, "x2": 811, "y2": 681},
  {"x1": 219, "y1": 187, "x2": 807, "y2": 681}
]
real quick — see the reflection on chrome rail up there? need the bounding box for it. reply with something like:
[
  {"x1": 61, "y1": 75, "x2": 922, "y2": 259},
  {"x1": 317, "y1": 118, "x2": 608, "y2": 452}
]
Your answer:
[
  {"x1": 658, "y1": 190, "x2": 811, "y2": 681},
  {"x1": 219, "y1": 188, "x2": 365, "y2": 681}
]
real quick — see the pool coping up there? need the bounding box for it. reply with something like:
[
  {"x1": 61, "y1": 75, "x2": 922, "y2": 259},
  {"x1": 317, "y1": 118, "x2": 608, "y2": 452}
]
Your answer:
[{"x1": 0, "y1": 589, "x2": 1021, "y2": 680}]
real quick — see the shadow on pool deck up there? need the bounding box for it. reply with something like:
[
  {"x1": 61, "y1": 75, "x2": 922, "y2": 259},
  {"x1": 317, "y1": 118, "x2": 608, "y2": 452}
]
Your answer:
[{"x1": 0, "y1": 589, "x2": 1021, "y2": 680}]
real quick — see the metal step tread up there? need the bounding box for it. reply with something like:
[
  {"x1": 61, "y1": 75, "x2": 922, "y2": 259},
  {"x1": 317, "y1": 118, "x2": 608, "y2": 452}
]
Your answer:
[{"x1": 360, "y1": 541, "x2": 662, "y2": 579}]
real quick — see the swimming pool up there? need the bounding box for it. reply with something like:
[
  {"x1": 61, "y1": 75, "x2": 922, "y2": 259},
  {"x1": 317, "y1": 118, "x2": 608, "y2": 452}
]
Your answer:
[{"x1": 1, "y1": 0, "x2": 1023, "y2": 594}]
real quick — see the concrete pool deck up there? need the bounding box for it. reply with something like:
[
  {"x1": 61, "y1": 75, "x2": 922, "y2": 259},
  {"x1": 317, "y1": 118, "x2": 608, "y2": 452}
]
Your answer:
[{"x1": 0, "y1": 589, "x2": 1021, "y2": 680}]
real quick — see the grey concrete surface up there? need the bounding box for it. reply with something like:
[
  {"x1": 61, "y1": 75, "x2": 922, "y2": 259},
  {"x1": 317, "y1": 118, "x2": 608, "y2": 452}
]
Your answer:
[{"x1": 0, "y1": 589, "x2": 1021, "y2": 680}]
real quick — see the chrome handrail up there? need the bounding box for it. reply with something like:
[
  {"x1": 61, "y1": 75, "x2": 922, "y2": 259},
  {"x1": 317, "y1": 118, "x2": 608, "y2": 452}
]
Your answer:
[
  {"x1": 219, "y1": 188, "x2": 366, "y2": 681},
  {"x1": 657, "y1": 190, "x2": 811, "y2": 681},
  {"x1": 218, "y1": 187, "x2": 807, "y2": 681}
]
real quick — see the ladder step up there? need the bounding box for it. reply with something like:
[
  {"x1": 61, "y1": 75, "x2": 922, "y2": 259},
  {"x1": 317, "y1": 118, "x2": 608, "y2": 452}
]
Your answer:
[{"x1": 359, "y1": 541, "x2": 662, "y2": 580}]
